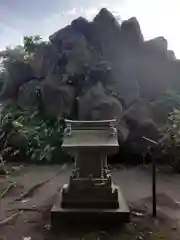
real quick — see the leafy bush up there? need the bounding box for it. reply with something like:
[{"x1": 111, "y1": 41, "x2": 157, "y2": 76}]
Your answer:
[
  {"x1": 155, "y1": 89, "x2": 180, "y2": 107},
  {"x1": 0, "y1": 102, "x2": 70, "y2": 163},
  {"x1": 23, "y1": 35, "x2": 42, "y2": 55},
  {"x1": 159, "y1": 108, "x2": 180, "y2": 171}
]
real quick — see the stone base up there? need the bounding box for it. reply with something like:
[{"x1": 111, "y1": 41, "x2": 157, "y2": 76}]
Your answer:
[
  {"x1": 61, "y1": 182, "x2": 119, "y2": 209},
  {"x1": 50, "y1": 186, "x2": 130, "y2": 229}
]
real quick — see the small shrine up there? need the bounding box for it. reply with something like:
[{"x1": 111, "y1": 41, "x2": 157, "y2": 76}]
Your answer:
[{"x1": 51, "y1": 119, "x2": 129, "y2": 226}]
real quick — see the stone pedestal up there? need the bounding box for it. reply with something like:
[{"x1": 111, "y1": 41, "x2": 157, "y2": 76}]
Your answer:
[{"x1": 51, "y1": 120, "x2": 130, "y2": 227}]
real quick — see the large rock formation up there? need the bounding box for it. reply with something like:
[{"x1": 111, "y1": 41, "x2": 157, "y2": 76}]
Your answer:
[{"x1": 1, "y1": 8, "x2": 180, "y2": 157}]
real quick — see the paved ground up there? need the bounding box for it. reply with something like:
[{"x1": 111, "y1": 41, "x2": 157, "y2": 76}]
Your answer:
[{"x1": 0, "y1": 164, "x2": 180, "y2": 239}]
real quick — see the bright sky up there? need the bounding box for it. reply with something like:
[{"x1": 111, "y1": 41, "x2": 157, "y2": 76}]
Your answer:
[{"x1": 0, "y1": 0, "x2": 179, "y2": 58}]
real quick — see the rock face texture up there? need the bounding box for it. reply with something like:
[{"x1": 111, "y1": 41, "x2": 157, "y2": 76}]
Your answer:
[
  {"x1": 17, "y1": 80, "x2": 41, "y2": 111},
  {"x1": 1, "y1": 8, "x2": 180, "y2": 155},
  {"x1": 42, "y1": 81, "x2": 76, "y2": 119}
]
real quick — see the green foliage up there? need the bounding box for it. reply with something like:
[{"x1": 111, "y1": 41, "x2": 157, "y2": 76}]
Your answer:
[
  {"x1": 23, "y1": 35, "x2": 42, "y2": 55},
  {"x1": 0, "y1": 103, "x2": 67, "y2": 163},
  {"x1": 0, "y1": 46, "x2": 25, "y2": 88},
  {"x1": 0, "y1": 35, "x2": 68, "y2": 164},
  {"x1": 155, "y1": 89, "x2": 180, "y2": 108},
  {"x1": 0, "y1": 45, "x2": 25, "y2": 68},
  {"x1": 0, "y1": 35, "x2": 42, "y2": 71},
  {"x1": 0, "y1": 35, "x2": 47, "y2": 98},
  {"x1": 0, "y1": 46, "x2": 28, "y2": 96},
  {"x1": 159, "y1": 108, "x2": 180, "y2": 171}
]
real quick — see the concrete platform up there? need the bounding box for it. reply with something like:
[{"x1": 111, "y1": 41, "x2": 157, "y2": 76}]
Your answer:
[{"x1": 50, "y1": 186, "x2": 130, "y2": 228}]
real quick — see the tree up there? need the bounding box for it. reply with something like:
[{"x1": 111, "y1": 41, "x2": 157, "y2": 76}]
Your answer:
[
  {"x1": 23, "y1": 35, "x2": 42, "y2": 55},
  {"x1": 0, "y1": 35, "x2": 47, "y2": 98},
  {"x1": 155, "y1": 89, "x2": 180, "y2": 108},
  {"x1": 0, "y1": 46, "x2": 26, "y2": 95}
]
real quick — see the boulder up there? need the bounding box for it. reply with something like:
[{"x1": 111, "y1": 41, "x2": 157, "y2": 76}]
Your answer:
[
  {"x1": 49, "y1": 25, "x2": 75, "y2": 49},
  {"x1": 65, "y1": 36, "x2": 94, "y2": 76},
  {"x1": 138, "y1": 50, "x2": 180, "y2": 100},
  {"x1": 167, "y1": 50, "x2": 176, "y2": 60},
  {"x1": 145, "y1": 37, "x2": 167, "y2": 53},
  {"x1": 17, "y1": 79, "x2": 41, "y2": 111},
  {"x1": 50, "y1": 24, "x2": 96, "y2": 78},
  {"x1": 71, "y1": 17, "x2": 93, "y2": 43},
  {"x1": 125, "y1": 118, "x2": 158, "y2": 155},
  {"x1": 42, "y1": 77, "x2": 76, "y2": 118},
  {"x1": 92, "y1": 9, "x2": 142, "y2": 106},
  {"x1": 1, "y1": 61, "x2": 33, "y2": 99},
  {"x1": 83, "y1": 61, "x2": 114, "y2": 90},
  {"x1": 93, "y1": 8, "x2": 122, "y2": 61},
  {"x1": 123, "y1": 99, "x2": 159, "y2": 154},
  {"x1": 30, "y1": 43, "x2": 57, "y2": 79},
  {"x1": 78, "y1": 82, "x2": 129, "y2": 141},
  {"x1": 78, "y1": 82, "x2": 122, "y2": 119},
  {"x1": 124, "y1": 99, "x2": 152, "y2": 123},
  {"x1": 112, "y1": 67, "x2": 140, "y2": 107},
  {"x1": 114, "y1": 18, "x2": 143, "y2": 106},
  {"x1": 120, "y1": 17, "x2": 144, "y2": 46}
]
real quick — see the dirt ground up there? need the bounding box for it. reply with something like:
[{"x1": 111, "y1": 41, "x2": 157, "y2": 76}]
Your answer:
[{"x1": 1, "y1": 164, "x2": 180, "y2": 239}]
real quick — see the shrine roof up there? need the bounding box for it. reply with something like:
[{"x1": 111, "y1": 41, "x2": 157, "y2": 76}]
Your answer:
[{"x1": 62, "y1": 119, "x2": 119, "y2": 149}]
